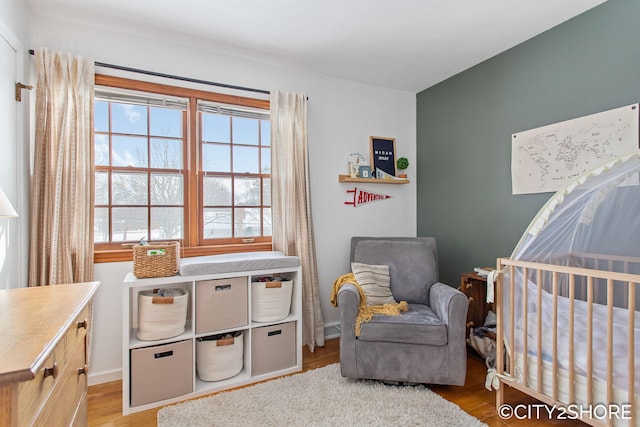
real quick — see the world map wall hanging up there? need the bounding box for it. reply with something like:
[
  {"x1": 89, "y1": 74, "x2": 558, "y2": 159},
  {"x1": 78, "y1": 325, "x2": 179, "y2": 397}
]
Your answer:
[{"x1": 511, "y1": 103, "x2": 638, "y2": 195}]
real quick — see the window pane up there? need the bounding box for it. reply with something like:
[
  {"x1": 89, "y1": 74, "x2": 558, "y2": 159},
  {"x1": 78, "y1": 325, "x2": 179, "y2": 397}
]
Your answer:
[
  {"x1": 112, "y1": 172, "x2": 148, "y2": 205},
  {"x1": 203, "y1": 208, "x2": 232, "y2": 238},
  {"x1": 112, "y1": 207, "x2": 147, "y2": 242},
  {"x1": 234, "y1": 177, "x2": 260, "y2": 206},
  {"x1": 232, "y1": 117, "x2": 259, "y2": 145},
  {"x1": 203, "y1": 143, "x2": 230, "y2": 172},
  {"x1": 151, "y1": 207, "x2": 183, "y2": 239},
  {"x1": 150, "y1": 107, "x2": 182, "y2": 138},
  {"x1": 261, "y1": 147, "x2": 270, "y2": 174},
  {"x1": 233, "y1": 146, "x2": 259, "y2": 174},
  {"x1": 263, "y1": 207, "x2": 272, "y2": 236},
  {"x1": 150, "y1": 138, "x2": 182, "y2": 169},
  {"x1": 151, "y1": 173, "x2": 183, "y2": 205},
  {"x1": 95, "y1": 134, "x2": 109, "y2": 166},
  {"x1": 263, "y1": 178, "x2": 271, "y2": 207},
  {"x1": 112, "y1": 103, "x2": 147, "y2": 135},
  {"x1": 261, "y1": 120, "x2": 270, "y2": 146},
  {"x1": 235, "y1": 207, "x2": 260, "y2": 237},
  {"x1": 202, "y1": 113, "x2": 230, "y2": 143},
  {"x1": 95, "y1": 101, "x2": 109, "y2": 132},
  {"x1": 203, "y1": 176, "x2": 231, "y2": 206},
  {"x1": 112, "y1": 136, "x2": 148, "y2": 167},
  {"x1": 94, "y1": 207, "x2": 109, "y2": 243},
  {"x1": 95, "y1": 171, "x2": 109, "y2": 205}
]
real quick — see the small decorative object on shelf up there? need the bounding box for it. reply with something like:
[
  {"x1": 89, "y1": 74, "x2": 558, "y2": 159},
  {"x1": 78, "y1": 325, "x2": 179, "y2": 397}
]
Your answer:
[
  {"x1": 347, "y1": 152, "x2": 369, "y2": 178},
  {"x1": 349, "y1": 162, "x2": 360, "y2": 178},
  {"x1": 358, "y1": 165, "x2": 371, "y2": 178},
  {"x1": 396, "y1": 157, "x2": 409, "y2": 178}
]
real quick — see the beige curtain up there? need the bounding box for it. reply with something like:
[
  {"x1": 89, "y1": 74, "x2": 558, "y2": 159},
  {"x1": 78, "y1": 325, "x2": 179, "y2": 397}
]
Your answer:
[
  {"x1": 29, "y1": 49, "x2": 95, "y2": 286},
  {"x1": 271, "y1": 91, "x2": 325, "y2": 351}
]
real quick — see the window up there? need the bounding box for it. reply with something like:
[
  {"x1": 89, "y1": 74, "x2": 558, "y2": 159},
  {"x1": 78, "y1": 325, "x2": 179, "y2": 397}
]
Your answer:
[{"x1": 93, "y1": 75, "x2": 271, "y2": 261}]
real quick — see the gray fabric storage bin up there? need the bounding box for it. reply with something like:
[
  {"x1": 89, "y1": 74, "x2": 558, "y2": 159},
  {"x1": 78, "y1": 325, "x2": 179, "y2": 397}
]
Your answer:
[
  {"x1": 196, "y1": 277, "x2": 248, "y2": 333},
  {"x1": 251, "y1": 321, "x2": 296, "y2": 376},
  {"x1": 130, "y1": 340, "x2": 193, "y2": 407}
]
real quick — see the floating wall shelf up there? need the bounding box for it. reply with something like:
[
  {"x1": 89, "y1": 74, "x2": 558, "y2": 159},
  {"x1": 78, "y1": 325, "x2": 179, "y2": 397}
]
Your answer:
[{"x1": 338, "y1": 175, "x2": 409, "y2": 184}]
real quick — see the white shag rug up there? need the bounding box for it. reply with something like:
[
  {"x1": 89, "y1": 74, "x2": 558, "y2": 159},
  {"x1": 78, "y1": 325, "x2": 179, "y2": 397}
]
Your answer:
[{"x1": 157, "y1": 363, "x2": 487, "y2": 427}]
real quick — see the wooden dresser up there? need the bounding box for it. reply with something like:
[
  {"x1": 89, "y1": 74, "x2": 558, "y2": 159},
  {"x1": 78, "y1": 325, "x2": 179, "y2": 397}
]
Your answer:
[
  {"x1": 0, "y1": 281, "x2": 100, "y2": 426},
  {"x1": 459, "y1": 272, "x2": 493, "y2": 340}
]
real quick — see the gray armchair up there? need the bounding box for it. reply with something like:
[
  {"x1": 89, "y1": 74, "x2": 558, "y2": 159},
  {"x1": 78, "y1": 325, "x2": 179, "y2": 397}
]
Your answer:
[{"x1": 337, "y1": 237, "x2": 468, "y2": 385}]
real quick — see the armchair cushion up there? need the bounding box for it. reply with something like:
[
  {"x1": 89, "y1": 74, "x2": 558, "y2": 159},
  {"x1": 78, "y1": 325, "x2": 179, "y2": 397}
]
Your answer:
[
  {"x1": 351, "y1": 237, "x2": 438, "y2": 304},
  {"x1": 357, "y1": 303, "x2": 447, "y2": 346},
  {"x1": 351, "y1": 262, "x2": 396, "y2": 305}
]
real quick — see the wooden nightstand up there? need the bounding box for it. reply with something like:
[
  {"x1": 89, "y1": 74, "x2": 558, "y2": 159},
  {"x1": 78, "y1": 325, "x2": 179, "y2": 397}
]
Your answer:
[{"x1": 459, "y1": 272, "x2": 494, "y2": 339}]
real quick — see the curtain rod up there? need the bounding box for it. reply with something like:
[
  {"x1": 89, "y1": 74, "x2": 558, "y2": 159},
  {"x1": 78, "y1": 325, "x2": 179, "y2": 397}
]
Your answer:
[{"x1": 28, "y1": 49, "x2": 270, "y2": 95}]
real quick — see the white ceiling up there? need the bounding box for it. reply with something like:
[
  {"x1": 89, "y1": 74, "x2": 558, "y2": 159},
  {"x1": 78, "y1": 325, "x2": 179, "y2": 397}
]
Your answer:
[{"x1": 27, "y1": 0, "x2": 607, "y2": 93}]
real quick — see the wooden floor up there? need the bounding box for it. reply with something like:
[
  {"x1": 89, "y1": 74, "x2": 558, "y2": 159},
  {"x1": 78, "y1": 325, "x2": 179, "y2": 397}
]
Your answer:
[{"x1": 88, "y1": 339, "x2": 586, "y2": 426}]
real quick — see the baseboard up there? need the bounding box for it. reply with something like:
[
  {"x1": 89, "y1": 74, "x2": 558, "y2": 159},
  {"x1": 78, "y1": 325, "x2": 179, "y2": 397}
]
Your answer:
[
  {"x1": 88, "y1": 368, "x2": 122, "y2": 386},
  {"x1": 324, "y1": 322, "x2": 341, "y2": 339}
]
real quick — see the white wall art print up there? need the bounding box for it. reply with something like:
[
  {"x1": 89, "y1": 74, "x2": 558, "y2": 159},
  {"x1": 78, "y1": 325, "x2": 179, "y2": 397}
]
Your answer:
[{"x1": 511, "y1": 103, "x2": 639, "y2": 195}]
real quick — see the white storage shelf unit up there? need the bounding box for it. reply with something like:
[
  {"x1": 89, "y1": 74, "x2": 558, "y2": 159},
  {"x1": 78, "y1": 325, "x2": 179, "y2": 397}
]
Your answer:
[{"x1": 122, "y1": 263, "x2": 302, "y2": 415}]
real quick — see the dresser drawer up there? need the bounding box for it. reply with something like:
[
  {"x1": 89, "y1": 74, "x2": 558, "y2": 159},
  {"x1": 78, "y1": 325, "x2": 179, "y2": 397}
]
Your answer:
[
  {"x1": 17, "y1": 338, "x2": 67, "y2": 426},
  {"x1": 71, "y1": 391, "x2": 88, "y2": 427},
  {"x1": 32, "y1": 349, "x2": 87, "y2": 427}
]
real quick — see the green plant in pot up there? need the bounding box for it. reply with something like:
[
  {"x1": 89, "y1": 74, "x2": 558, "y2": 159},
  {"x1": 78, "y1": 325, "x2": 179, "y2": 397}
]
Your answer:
[{"x1": 396, "y1": 157, "x2": 409, "y2": 178}]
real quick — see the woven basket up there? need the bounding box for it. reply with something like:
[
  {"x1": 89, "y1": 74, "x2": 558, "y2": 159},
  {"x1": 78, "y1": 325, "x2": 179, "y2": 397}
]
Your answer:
[
  {"x1": 133, "y1": 242, "x2": 180, "y2": 278},
  {"x1": 137, "y1": 288, "x2": 188, "y2": 340},
  {"x1": 196, "y1": 331, "x2": 244, "y2": 381},
  {"x1": 251, "y1": 279, "x2": 293, "y2": 322}
]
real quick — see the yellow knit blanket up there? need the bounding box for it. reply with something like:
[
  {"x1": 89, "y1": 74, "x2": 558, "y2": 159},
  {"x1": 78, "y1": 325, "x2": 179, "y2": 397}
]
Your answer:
[{"x1": 330, "y1": 272, "x2": 408, "y2": 336}]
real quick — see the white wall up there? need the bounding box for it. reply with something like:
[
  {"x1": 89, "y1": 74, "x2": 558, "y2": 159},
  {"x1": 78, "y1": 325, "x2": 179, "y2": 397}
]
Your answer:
[
  {"x1": 0, "y1": 0, "x2": 30, "y2": 289},
  {"x1": 31, "y1": 13, "x2": 417, "y2": 384}
]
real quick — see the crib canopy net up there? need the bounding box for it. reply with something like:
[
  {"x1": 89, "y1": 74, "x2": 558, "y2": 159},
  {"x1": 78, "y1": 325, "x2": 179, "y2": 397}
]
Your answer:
[{"x1": 511, "y1": 150, "x2": 640, "y2": 273}]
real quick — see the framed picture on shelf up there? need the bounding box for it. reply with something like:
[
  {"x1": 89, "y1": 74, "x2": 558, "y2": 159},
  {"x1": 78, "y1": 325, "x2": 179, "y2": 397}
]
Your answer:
[
  {"x1": 369, "y1": 136, "x2": 396, "y2": 178},
  {"x1": 349, "y1": 162, "x2": 360, "y2": 178},
  {"x1": 359, "y1": 165, "x2": 371, "y2": 178}
]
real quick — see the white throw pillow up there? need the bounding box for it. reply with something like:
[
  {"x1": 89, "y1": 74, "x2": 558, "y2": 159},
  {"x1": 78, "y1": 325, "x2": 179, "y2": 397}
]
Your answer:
[{"x1": 351, "y1": 262, "x2": 396, "y2": 305}]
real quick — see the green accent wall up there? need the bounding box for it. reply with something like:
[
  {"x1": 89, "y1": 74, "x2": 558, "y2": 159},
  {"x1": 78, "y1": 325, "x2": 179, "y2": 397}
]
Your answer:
[{"x1": 417, "y1": 0, "x2": 640, "y2": 286}]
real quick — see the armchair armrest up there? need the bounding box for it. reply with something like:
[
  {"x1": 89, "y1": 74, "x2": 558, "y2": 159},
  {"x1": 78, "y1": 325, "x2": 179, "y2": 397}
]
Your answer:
[
  {"x1": 337, "y1": 283, "x2": 360, "y2": 337},
  {"x1": 429, "y1": 282, "x2": 468, "y2": 340},
  {"x1": 336, "y1": 283, "x2": 360, "y2": 378},
  {"x1": 429, "y1": 282, "x2": 469, "y2": 385}
]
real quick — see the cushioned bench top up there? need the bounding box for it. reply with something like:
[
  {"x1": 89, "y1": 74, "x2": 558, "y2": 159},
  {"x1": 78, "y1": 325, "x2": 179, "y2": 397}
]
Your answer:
[{"x1": 179, "y1": 251, "x2": 300, "y2": 276}]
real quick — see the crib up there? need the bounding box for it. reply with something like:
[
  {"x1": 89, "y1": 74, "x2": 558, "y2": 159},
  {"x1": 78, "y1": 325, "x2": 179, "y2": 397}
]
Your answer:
[
  {"x1": 495, "y1": 255, "x2": 640, "y2": 427},
  {"x1": 492, "y1": 152, "x2": 640, "y2": 427}
]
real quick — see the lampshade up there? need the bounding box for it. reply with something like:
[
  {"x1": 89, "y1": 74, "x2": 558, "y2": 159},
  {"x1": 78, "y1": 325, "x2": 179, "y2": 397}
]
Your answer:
[{"x1": 0, "y1": 186, "x2": 18, "y2": 218}]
